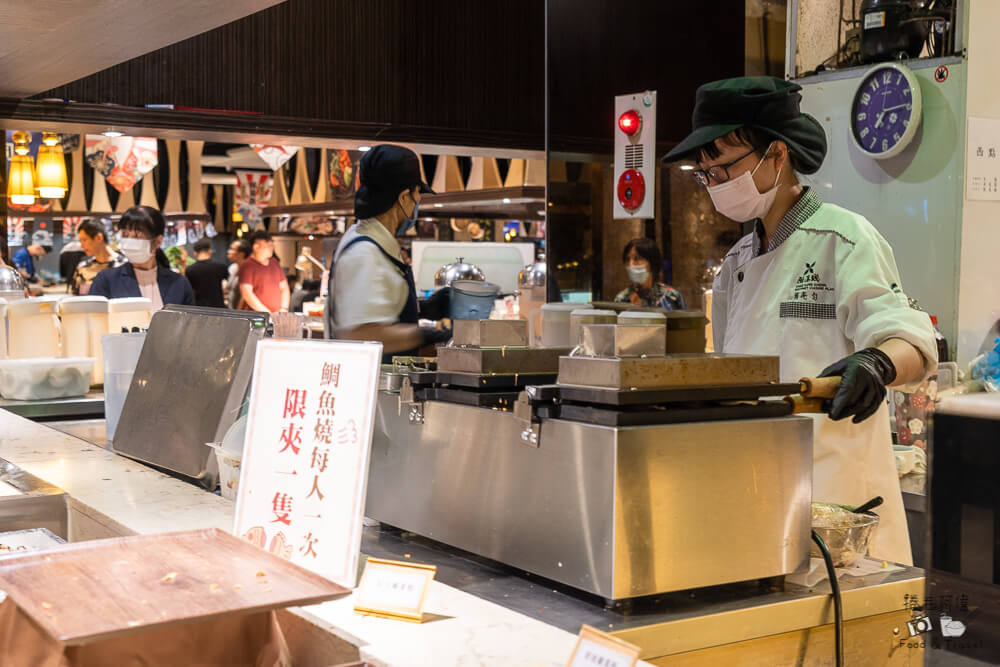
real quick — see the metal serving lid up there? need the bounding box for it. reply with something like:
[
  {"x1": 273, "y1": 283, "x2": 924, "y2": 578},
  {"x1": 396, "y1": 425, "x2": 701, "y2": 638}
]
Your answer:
[
  {"x1": 517, "y1": 253, "x2": 546, "y2": 288},
  {"x1": 434, "y1": 257, "x2": 486, "y2": 288},
  {"x1": 0, "y1": 266, "x2": 25, "y2": 301}
]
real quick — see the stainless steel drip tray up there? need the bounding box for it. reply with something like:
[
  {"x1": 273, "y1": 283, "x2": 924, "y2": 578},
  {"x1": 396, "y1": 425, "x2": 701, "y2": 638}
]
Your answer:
[
  {"x1": 0, "y1": 458, "x2": 68, "y2": 539},
  {"x1": 112, "y1": 306, "x2": 265, "y2": 484}
]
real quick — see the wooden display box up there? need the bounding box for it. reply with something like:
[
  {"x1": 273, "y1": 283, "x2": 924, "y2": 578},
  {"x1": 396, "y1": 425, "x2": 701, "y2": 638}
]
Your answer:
[{"x1": 0, "y1": 529, "x2": 349, "y2": 666}]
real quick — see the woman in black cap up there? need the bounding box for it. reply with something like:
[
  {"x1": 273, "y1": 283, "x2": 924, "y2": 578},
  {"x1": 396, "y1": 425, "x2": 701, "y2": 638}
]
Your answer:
[
  {"x1": 327, "y1": 145, "x2": 447, "y2": 361},
  {"x1": 664, "y1": 76, "x2": 936, "y2": 566}
]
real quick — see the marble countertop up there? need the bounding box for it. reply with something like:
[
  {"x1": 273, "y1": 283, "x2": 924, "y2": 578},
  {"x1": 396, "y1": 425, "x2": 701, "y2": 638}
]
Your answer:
[{"x1": 0, "y1": 411, "x2": 621, "y2": 667}]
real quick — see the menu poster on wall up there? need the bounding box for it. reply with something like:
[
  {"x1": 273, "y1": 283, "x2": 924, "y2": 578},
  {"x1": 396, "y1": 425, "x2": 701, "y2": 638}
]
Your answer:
[
  {"x1": 234, "y1": 339, "x2": 383, "y2": 588},
  {"x1": 967, "y1": 117, "x2": 1000, "y2": 201}
]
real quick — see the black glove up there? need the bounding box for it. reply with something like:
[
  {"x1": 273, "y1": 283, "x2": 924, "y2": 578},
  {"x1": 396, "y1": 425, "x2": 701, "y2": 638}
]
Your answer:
[
  {"x1": 419, "y1": 287, "x2": 451, "y2": 321},
  {"x1": 818, "y1": 347, "x2": 897, "y2": 424},
  {"x1": 420, "y1": 326, "x2": 452, "y2": 347}
]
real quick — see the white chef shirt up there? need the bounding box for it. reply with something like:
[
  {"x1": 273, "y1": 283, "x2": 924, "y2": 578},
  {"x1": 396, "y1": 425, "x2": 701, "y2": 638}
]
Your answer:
[
  {"x1": 712, "y1": 188, "x2": 937, "y2": 565},
  {"x1": 331, "y1": 219, "x2": 409, "y2": 335}
]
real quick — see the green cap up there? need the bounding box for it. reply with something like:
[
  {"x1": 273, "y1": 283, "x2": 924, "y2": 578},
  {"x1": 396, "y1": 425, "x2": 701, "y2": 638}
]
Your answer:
[{"x1": 662, "y1": 76, "x2": 828, "y2": 174}]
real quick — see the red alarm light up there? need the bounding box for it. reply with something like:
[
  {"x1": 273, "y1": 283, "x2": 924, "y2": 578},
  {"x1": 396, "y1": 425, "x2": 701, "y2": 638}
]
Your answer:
[{"x1": 618, "y1": 109, "x2": 641, "y2": 136}]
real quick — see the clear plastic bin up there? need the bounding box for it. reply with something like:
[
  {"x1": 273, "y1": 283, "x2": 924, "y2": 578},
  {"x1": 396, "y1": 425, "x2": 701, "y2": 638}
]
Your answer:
[
  {"x1": 101, "y1": 333, "x2": 147, "y2": 443},
  {"x1": 0, "y1": 357, "x2": 95, "y2": 401},
  {"x1": 58, "y1": 296, "x2": 109, "y2": 385},
  {"x1": 0, "y1": 298, "x2": 7, "y2": 360}
]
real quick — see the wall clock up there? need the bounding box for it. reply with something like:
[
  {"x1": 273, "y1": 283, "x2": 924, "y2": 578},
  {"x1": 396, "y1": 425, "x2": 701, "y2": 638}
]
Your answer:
[{"x1": 851, "y1": 62, "x2": 923, "y2": 160}]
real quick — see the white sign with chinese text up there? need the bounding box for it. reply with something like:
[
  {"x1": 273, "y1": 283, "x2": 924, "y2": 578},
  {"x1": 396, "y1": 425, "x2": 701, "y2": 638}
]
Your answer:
[
  {"x1": 234, "y1": 339, "x2": 383, "y2": 588},
  {"x1": 354, "y1": 557, "x2": 437, "y2": 622},
  {"x1": 566, "y1": 625, "x2": 640, "y2": 667},
  {"x1": 967, "y1": 117, "x2": 1000, "y2": 201}
]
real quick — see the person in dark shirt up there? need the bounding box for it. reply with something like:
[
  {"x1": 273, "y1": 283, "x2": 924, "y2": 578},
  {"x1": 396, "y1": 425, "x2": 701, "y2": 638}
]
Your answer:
[{"x1": 184, "y1": 238, "x2": 229, "y2": 308}]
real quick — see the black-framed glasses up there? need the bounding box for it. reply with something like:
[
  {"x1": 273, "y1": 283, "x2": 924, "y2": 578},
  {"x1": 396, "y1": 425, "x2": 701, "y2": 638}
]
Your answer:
[{"x1": 689, "y1": 148, "x2": 757, "y2": 187}]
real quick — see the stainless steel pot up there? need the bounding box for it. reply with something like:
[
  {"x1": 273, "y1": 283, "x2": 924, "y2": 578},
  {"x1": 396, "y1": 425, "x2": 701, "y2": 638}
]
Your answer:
[
  {"x1": 434, "y1": 257, "x2": 485, "y2": 289},
  {"x1": 450, "y1": 280, "x2": 501, "y2": 320}
]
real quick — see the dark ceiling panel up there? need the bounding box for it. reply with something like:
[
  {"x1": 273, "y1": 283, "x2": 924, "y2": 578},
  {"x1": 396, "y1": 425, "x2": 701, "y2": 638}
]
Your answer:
[
  {"x1": 0, "y1": 0, "x2": 285, "y2": 97},
  {"x1": 547, "y1": 0, "x2": 746, "y2": 155},
  {"x1": 36, "y1": 0, "x2": 546, "y2": 144}
]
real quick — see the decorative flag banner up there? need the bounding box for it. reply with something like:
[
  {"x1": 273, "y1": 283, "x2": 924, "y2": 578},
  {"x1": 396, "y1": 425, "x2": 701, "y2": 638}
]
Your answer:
[
  {"x1": 6, "y1": 217, "x2": 25, "y2": 247},
  {"x1": 250, "y1": 144, "x2": 299, "y2": 171},
  {"x1": 234, "y1": 339, "x2": 383, "y2": 589},
  {"x1": 329, "y1": 149, "x2": 361, "y2": 198},
  {"x1": 234, "y1": 170, "x2": 274, "y2": 228},
  {"x1": 62, "y1": 217, "x2": 84, "y2": 241},
  {"x1": 85, "y1": 135, "x2": 158, "y2": 193}
]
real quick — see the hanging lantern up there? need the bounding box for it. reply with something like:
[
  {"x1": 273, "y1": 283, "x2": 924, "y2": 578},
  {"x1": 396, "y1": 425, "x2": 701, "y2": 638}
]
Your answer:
[
  {"x1": 6, "y1": 131, "x2": 36, "y2": 206},
  {"x1": 35, "y1": 132, "x2": 68, "y2": 199}
]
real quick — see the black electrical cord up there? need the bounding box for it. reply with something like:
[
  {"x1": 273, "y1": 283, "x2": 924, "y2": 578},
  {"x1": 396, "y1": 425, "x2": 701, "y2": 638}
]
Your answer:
[{"x1": 812, "y1": 530, "x2": 844, "y2": 667}]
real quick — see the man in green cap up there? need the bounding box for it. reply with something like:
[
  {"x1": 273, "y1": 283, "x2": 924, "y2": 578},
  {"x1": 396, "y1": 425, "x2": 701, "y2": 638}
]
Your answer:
[{"x1": 664, "y1": 76, "x2": 936, "y2": 565}]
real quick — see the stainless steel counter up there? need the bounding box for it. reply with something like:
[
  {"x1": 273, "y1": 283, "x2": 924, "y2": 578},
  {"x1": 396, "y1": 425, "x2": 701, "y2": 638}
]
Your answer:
[
  {"x1": 0, "y1": 392, "x2": 104, "y2": 421},
  {"x1": 45, "y1": 419, "x2": 110, "y2": 449},
  {"x1": 367, "y1": 392, "x2": 814, "y2": 600}
]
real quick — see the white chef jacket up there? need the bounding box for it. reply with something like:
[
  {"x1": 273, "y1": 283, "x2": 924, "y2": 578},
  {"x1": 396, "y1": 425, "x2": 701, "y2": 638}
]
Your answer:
[
  {"x1": 712, "y1": 188, "x2": 937, "y2": 565},
  {"x1": 330, "y1": 219, "x2": 409, "y2": 335}
]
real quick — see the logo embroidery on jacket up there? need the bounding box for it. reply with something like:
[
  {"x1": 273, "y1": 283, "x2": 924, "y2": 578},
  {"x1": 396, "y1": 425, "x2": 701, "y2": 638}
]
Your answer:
[{"x1": 788, "y1": 262, "x2": 835, "y2": 306}]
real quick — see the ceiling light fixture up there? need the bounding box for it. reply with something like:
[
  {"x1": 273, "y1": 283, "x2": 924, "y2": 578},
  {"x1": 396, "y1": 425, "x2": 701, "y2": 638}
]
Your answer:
[
  {"x1": 7, "y1": 131, "x2": 36, "y2": 206},
  {"x1": 35, "y1": 132, "x2": 68, "y2": 199},
  {"x1": 102, "y1": 128, "x2": 124, "y2": 137},
  {"x1": 358, "y1": 145, "x2": 371, "y2": 152}
]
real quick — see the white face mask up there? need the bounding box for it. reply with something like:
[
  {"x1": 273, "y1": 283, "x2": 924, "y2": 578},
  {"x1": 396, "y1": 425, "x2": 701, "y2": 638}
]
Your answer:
[
  {"x1": 120, "y1": 238, "x2": 153, "y2": 265},
  {"x1": 626, "y1": 265, "x2": 650, "y2": 284},
  {"x1": 706, "y1": 147, "x2": 782, "y2": 222}
]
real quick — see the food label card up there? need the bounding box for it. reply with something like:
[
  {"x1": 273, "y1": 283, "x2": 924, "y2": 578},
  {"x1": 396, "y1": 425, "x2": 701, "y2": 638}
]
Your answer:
[
  {"x1": 567, "y1": 625, "x2": 640, "y2": 667},
  {"x1": 354, "y1": 557, "x2": 437, "y2": 622}
]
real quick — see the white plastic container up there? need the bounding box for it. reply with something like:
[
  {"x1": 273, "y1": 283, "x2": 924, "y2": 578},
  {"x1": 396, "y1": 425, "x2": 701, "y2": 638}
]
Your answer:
[
  {"x1": 58, "y1": 296, "x2": 109, "y2": 386},
  {"x1": 206, "y1": 415, "x2": 246, "y2": 500},
  {"x1": 0, "y1": 357, "x2": 95, "y2": 400},
  {"x1": 0, "y1": 298, "x2": 7, "y2": 360},
  {"x1": 101, "y1": 332, "x2": 146, "y2": 443},
  {"x1": 107, "y1": 297, "x2": 152, "y2": 334},
  {"x1": 6, "y1": 297, "x2": 61, "y2": 359}
]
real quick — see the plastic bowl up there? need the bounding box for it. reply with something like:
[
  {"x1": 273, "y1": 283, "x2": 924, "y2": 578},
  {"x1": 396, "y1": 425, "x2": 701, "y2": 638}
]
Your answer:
[{"x1": 810, "y1": 502, "x2": 880, "y2": 567}]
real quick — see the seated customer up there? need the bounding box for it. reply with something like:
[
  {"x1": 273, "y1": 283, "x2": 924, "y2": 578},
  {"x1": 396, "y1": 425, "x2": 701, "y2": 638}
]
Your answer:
[
  {"x1": 89, "y1": 206, "x2": 194, "y2": 309},
  {"x1": 614, "y1": 237, "x2": 686, "y2": 311},
  {"x1": 12, "y1": 231, "x2": 53, "y2": 283},
  {"x1": 71, "y1": 219, "x2": 126, "y2": 295}
]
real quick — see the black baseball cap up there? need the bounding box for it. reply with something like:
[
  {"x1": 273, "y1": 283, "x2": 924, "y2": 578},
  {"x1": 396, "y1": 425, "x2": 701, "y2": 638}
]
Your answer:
[{"x1": 355, "y1": 145, "x2": 434, "y2": 219}]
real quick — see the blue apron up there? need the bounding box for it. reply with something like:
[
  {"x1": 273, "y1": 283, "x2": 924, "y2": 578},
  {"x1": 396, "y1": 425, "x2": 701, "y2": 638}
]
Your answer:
[{"x1": 330, "y1": 235, "x2": 420, "y2": 363}]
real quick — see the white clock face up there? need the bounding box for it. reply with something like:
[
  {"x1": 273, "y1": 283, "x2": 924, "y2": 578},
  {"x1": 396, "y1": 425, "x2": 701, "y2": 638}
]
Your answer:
[{"x1": 851, "y1": 63, "x2": 923, "y2": 160}]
